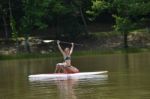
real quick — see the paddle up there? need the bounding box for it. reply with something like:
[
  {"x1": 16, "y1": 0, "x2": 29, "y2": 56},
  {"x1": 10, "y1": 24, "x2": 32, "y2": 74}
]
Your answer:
[{"x1": 43, "y1": 40, "x2": 83, "y2": 46}]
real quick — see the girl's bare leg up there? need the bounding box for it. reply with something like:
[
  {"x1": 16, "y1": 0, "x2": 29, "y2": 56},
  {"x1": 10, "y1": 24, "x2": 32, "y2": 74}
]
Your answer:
[
  {"x1": 63, "y1": 68, "x2": 68, "y2": 73},
  {"x1": 65, "y1": 66, "x2": 79, "y2": 73},
  {"x1": 55, "y1": 65, "x2": 61, "y2": 73},
  {"x1": 54, "y1": 66, "x2": 58, "y2": 73},
  {"x1": 57, "y1": 67, "x2": 61, "y2": 73}
]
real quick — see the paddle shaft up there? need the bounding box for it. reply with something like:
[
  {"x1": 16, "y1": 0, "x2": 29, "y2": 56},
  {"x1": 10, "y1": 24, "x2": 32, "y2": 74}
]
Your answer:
[
  {"x1": 59, "y1": 41, "x2": 83, "y2": 46},
  {"x1": 43, "y1": 40, "x2": 83, "y2": 46}
]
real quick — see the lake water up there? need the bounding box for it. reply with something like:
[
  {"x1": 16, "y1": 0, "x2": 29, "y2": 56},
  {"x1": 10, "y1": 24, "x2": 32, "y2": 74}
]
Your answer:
[{"x1": 0, "y1": 52, "x2": 150, "y2": 99}]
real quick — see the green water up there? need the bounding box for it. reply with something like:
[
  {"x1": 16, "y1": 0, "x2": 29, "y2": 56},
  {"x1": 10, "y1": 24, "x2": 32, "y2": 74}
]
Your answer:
[{"x1": 0, "y1": 52, "x2": 150, "y2": 99}]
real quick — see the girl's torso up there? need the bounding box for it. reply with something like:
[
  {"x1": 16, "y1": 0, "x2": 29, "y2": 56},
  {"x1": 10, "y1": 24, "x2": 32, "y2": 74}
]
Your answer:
[{"x1": 63, "y1": 55, "x2": 71, "y2": 66}]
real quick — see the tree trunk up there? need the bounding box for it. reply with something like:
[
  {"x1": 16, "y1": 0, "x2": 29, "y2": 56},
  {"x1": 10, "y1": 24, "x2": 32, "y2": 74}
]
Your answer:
[
  {"x1": 15, "y1": 33, "x2": 19, "y2": 53},
  {"x1": 124, "y1": 32, "x2": 128, "y2": 49},
  {"x1": 24, "y1": 34, "x2": 31, "y2": 53},
  {"x1": 2, "y1": 15, "x2": 8, "y2": 39},
  {"x1": 79, "y1": 7, "x2": 89, "y2": 36},
  {"x1": 9, "y1": 0, "x2": 19, "y2": 53}
]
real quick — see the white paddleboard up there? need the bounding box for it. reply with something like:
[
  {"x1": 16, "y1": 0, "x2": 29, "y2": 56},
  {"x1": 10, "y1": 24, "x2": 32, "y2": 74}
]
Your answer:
[
  {"x1": 29, "y1": 71, "x2": 107, "y2": 78},
  {"x1": 28, "y1": 71, "x2": 108, "y2": 81}
]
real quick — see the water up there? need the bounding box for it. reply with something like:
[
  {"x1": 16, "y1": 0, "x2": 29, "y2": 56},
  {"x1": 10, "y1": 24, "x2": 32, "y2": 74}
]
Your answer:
[{"x1": 0, "y1": 52, "x2": 150, "y2": 99}]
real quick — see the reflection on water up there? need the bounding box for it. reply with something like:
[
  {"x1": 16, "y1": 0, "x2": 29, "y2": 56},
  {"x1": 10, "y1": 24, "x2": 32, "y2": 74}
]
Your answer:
[
  {"x1": 55, "y1": 79, "x2": 78, "y2": 99},
  {"x1": 29, "y1": 74, "x2": 108, "y2": 99},
  {"x1": 0, "y1": 52, "x2": 150, "y2": 99}
]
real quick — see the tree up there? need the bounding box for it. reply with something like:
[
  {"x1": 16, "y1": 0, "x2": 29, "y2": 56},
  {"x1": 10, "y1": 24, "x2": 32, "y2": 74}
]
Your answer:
[
  {"x1": 46, "y1": 0, "x2": 93, "y2": 40},
  {"x1": 86, "y1": 0, "x2": 109, "y2": 20},
  {"x1": 113, "y1": 15, "x2": 135, "y2": 48},
  {"x1": 112, "y1": 0, "x2": 150, "y2": 48},
  {"x1": 9, "y1": 0, "x2": 19, "y2": 53},
  {"x1": 87, "y1": 0, "x2": 150, "y2": 48},
  {"x1": 0, "y1": 0, "x2": 9, "y2": 39},
  {"x1": 71, "y1": 0, "x2": 92, "y2": 35},
  {"x1": 20, "y1": 0, "x2": 50, "y2": 53}
]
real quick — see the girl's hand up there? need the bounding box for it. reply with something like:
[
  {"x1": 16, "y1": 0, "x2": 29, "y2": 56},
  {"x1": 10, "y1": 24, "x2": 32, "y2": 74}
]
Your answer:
[
  {"x1": 71, "y1": 43, "x2": 74, "y2": 46},
  {"x1": 57, "y1": 40, "x2": 60, "y2": 44}
]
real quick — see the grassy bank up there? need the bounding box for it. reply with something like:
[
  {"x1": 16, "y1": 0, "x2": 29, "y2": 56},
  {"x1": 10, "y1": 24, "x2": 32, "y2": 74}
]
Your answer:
[
  {"x1": 75, "y1": 48, "x2": 150, "y2": 56},
  {"x1": 0, "y1": 48, "x2": 150, "y2": 60},
  {"x1": 0, "y1": 53, "x2": 58, "y2": 60}
]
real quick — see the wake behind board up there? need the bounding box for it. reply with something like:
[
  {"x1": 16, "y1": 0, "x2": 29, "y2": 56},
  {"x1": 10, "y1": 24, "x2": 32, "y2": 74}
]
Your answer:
[{"x1": 28, "y1": 71, "x2": 108, "y2": 81}]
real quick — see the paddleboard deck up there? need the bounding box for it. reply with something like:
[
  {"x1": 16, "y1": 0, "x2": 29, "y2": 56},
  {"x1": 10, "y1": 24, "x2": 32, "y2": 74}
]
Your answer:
[{"x1": 29, "y1": 71, "x2": 108, "y2": 78}]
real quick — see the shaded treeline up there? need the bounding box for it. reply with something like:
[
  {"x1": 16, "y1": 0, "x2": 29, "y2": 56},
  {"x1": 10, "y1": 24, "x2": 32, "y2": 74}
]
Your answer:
[{"x1": 0, "y1": 0, "x2": 150, "y2": 53}]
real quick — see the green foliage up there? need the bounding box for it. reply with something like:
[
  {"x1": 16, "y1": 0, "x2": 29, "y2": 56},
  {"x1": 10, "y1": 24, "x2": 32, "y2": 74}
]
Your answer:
[
  {"x1": 19, "y1": 0, "x2": 52, "y2": 53},
  {"x1": 113, "y1": 15, "x2": 135, "y2": 33},
  {"x1": 112, "y1": 0, "x2": 150, "y2": 48},
  {"x1": 112, "y1": 0, "x2": 150, "y2": 31},
  {"x1": 113, "y1": 0, "x2": 150, "y2": 16},
  {"x1": 10, "y1": 17, "x2": 18, "y2": 40},
  {"x1": 51, "y1": 1, "x2": 71, "y2": 15},
  {"x1": 91, "y1": 0, "x2": 108, "y2": 12},
  {"x1": 20, "y1": 0, "x2": 50, "y2": 33},
  {"x1": 46, "y1": 0, "x2": 93, "y2": 39},
  {"x1": 0, "y1": 0, "x2": 150, "y2": 47},
  {"x1": 86, "y1": 0, "x2": 110, "y2": 20}
]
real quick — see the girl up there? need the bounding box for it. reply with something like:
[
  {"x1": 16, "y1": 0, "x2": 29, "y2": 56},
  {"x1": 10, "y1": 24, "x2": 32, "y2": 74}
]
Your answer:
[{"x1": 55, "y1": 40, "x2": 79, "y2": 73}]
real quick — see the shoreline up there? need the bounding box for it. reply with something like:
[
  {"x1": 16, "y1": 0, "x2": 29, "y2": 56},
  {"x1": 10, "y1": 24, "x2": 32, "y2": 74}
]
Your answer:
[
  {"x1": 0, "y1": 48, "x2": 150, "y2": 60},
  {"x1": 1, "y1": 28, "x2": 150, "y2": 60}
]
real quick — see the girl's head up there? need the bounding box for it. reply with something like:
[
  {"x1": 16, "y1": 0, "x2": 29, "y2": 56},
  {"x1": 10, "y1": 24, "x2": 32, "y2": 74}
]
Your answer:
[{"x1": 64, "y1": 47, "x2": 70, "y2": 55}]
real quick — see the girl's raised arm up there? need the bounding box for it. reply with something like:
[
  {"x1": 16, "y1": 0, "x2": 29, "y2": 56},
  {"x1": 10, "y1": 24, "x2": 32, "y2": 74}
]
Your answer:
[
  {"x1": 57, "y1": 40, "x2": 65, "y2": 56},
  {"x1": 70, "y1": 43, "x2": 74, "y2": 55}
]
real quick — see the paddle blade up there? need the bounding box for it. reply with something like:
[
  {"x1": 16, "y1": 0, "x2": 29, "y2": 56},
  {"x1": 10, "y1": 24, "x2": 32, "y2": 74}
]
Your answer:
[{"x1": 43, "y1": 40, "x2": 54, "y2": 43}]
